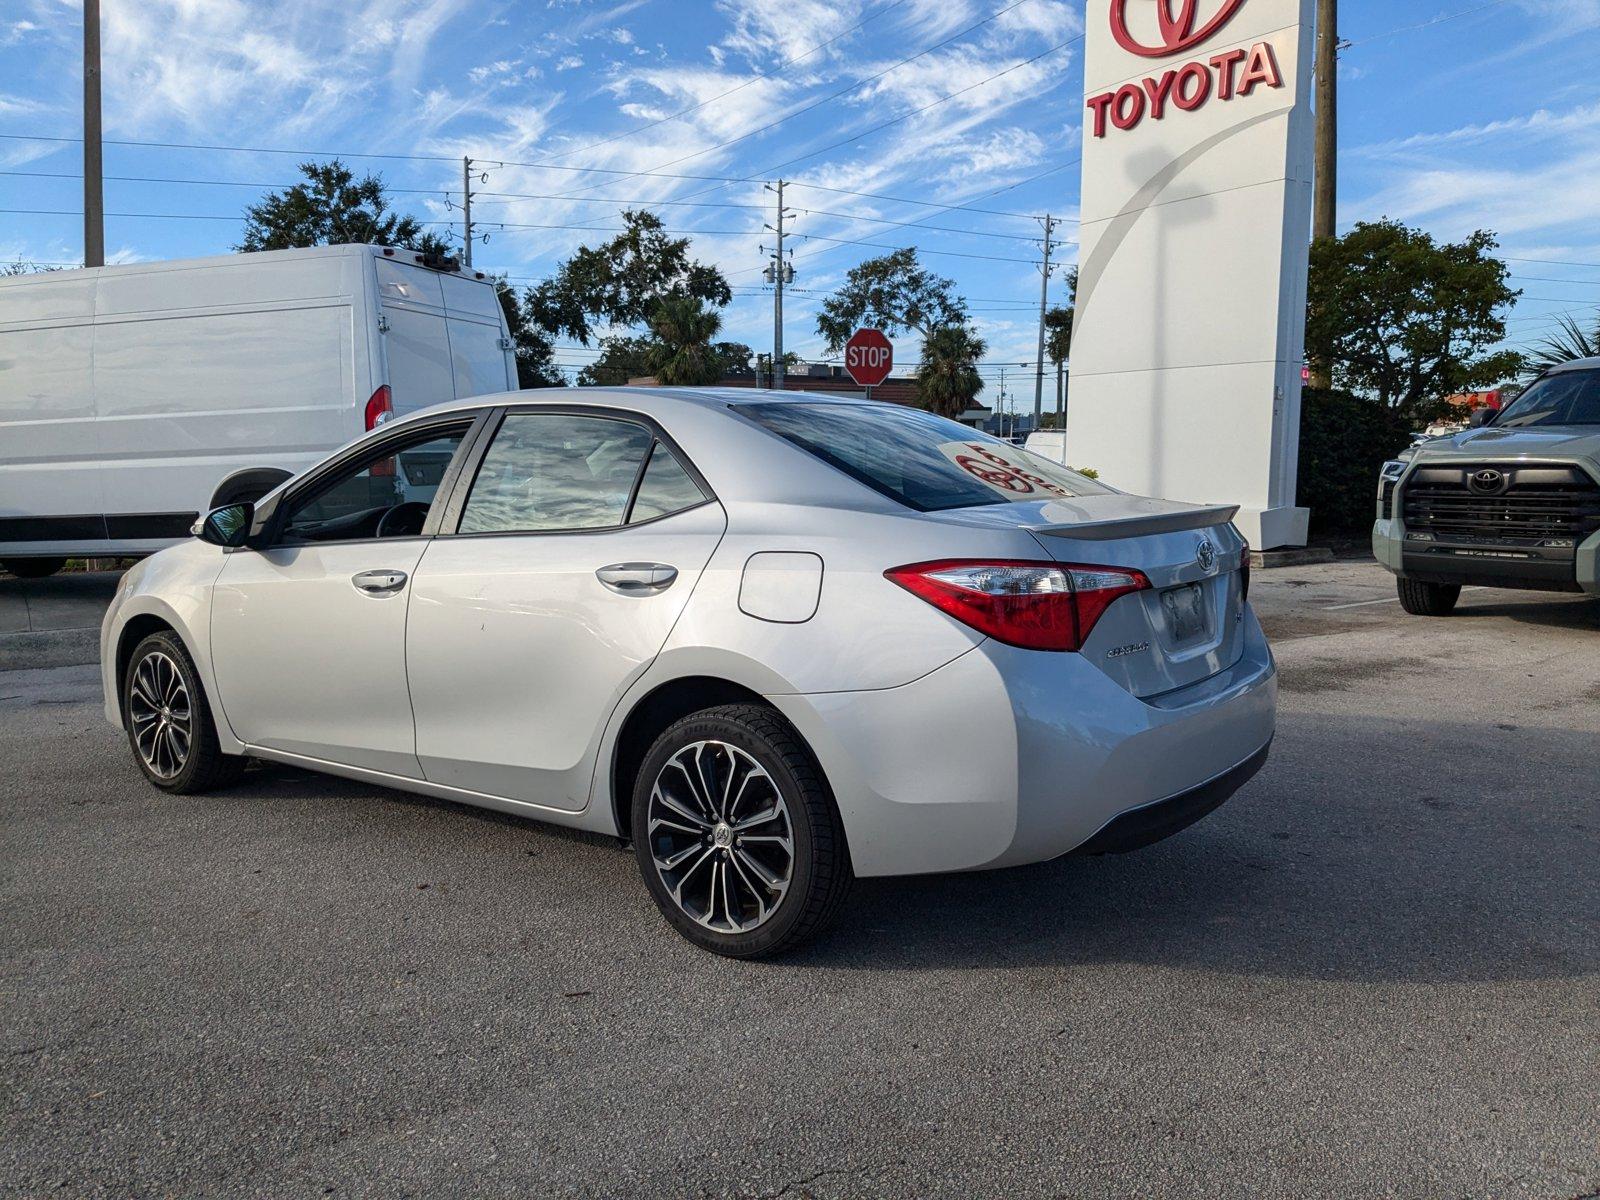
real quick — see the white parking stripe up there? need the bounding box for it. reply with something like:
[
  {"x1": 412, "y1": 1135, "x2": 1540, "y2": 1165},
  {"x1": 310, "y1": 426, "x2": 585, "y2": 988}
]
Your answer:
[{"x1": 1323, "y1": 587, "x2": 1486, "y2": 611}]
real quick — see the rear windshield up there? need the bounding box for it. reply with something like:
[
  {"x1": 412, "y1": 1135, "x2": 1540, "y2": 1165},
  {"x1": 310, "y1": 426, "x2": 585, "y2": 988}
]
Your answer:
[
  {"x1": 735, "y1": 402, "x2": 1112, "y2": 512},
  {"x1": 1492, "y1": 369, "x2": 1600, "y2": 427}
]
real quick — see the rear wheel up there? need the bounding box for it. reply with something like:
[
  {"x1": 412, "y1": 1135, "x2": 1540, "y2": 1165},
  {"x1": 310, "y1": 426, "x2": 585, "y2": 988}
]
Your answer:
[
  {"x1": 123, "y1": 631, "x2": 247, "y2": 793},
  {"x1": 2, "y1": 557, "x2": 66, "y2": 579},
  {"x1": 1396, "y1": 577, "x2": 1461, "y2": 616},
  {"x1": 632, "y1": 704, "x2": 853, "y2": 958}
]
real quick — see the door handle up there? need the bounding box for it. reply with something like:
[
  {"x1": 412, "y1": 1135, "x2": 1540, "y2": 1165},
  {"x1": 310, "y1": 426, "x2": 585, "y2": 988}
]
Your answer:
[
  {"x1": 352, "y1": 569, "x2": 408, "y2": 595},
  {"x1": 596, "y1": 562, "x2": 677, "y2": 595}
]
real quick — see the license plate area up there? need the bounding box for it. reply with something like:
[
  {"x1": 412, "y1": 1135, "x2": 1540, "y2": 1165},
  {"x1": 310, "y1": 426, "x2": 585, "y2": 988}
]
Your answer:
[{"x1": 1159, "y1": 581, "x2": 1208, "y2": 644}]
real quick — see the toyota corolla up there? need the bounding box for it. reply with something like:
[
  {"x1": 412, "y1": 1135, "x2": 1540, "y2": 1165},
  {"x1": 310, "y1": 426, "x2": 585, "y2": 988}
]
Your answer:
[{"x1": 102, "y1": 389, "x2": 1276, "y2": 957}]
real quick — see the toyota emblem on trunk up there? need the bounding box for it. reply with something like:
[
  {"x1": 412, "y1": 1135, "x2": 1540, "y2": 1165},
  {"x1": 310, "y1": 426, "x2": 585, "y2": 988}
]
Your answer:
[{"x1": 1196, "y1": 539, "x2": 1217, "y2": 571}]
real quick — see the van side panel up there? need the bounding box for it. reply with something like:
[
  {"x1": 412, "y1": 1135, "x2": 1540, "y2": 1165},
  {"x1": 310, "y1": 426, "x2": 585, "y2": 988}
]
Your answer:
[
  {"x1": 0, "y1": 274, "x2": 105, "y2": 555},
  {"x1": 93, "y1": 304, "x2": 356, "y2": 537}
]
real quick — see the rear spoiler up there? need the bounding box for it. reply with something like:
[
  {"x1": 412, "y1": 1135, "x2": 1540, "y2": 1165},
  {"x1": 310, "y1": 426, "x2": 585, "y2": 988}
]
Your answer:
[{"x1": 1032, "y1": 504, "x2": 1239, "y2": 541}]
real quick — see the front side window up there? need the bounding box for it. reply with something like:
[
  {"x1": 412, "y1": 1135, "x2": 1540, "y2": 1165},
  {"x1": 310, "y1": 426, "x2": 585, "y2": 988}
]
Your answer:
[
  {"x1": 736, "y1": 402, "x2": 1112, "y2": 512},
  {"x1": 1493, "y1": 370, "x2": 1600, "y2": 428},
  {"x1": 281, "y1": 426, "x2": 469, "y2": 542},
  {"x1": 458, "y1": 412, "x2": 707, "y2": 534}
]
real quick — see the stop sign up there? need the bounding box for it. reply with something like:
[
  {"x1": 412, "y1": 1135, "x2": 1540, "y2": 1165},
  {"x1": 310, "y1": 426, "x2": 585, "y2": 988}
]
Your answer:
[{"x1": 844, "y1": 328, "x2": 893, "y2": 388}]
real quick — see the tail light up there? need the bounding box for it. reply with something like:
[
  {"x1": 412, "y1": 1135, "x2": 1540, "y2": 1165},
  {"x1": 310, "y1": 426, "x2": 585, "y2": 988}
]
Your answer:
[
  {"x1": 884, "y1": 559, "x2": 1150, "y2": 652},
  {"x1": 364, "y1": 384, "x2": 393, "y2": 431},
  {"x1": 1239, "y1": 542, "x2": 1251, "y2": 603}
]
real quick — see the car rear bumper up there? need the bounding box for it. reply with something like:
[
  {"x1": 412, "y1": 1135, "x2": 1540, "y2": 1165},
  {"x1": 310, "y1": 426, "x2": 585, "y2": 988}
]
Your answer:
[{"x1": 769, "y1": 605, "x2": 1277, "y2": 877}]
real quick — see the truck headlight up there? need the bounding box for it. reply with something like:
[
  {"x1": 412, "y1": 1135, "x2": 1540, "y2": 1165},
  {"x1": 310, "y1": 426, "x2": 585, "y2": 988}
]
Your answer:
[{"x1": 1380, "y1": 460, "x2": 1407, "y2": 482}]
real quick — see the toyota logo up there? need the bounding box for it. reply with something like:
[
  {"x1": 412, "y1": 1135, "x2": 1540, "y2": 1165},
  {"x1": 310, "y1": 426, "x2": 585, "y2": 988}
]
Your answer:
[
  {"x1": 1196, "y1": 538, "x2": 1217, "y2": 572},
  {"x1": 1110, "y1": 0, "x2": 1247, "y2": 58},
  {"x1": 1468, "y1": 468, "x2": 1508, "y2": 495}
]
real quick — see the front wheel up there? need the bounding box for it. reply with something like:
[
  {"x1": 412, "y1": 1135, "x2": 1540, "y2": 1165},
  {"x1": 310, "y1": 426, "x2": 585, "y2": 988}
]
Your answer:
[
  {"x1": 123, "y1": 631, "x2": 247, "y2": 793},
  {"x1": 632, "y1": 704, "x2": 853, "y2": 958},
  {"x1": 1396, "y1": 577, "x2": 1461, "y2": 616}
]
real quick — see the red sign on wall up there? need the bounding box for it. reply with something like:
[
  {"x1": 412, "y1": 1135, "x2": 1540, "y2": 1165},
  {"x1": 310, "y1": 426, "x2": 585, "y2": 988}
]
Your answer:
[{"x1": 844, "y1": 328, "x2": 893, "y2": 388}]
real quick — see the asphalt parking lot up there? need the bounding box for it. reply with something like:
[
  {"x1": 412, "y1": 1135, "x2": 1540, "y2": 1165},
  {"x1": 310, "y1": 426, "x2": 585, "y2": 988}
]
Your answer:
[{"x1": 3, "y1": 560, "x2": 1597, "y2": 1199}]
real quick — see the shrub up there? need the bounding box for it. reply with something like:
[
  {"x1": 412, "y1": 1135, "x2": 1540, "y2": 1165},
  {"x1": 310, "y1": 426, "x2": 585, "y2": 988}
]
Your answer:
[{"x1": 1296, "y1": 388, "x2": 1414, "y2": 537}]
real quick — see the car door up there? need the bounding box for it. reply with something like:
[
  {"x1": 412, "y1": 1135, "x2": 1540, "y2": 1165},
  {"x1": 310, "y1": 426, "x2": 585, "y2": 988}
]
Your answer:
[
  {"x1": 208, "y1": 413, "x2": 483, "y2": 777},
  {"x1": 405, "y1": 407, "x2": 726, "y2": 808}
]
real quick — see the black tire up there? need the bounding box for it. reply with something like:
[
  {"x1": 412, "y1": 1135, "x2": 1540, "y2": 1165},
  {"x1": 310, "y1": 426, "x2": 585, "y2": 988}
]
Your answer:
[
  {"x1": 3, "y1": 557, "x2": 66, "y2": 579},
  {"x1": 1396, "y1": 576, "x2": 1461, "y2": 616},
  {"x1": 123, "y1": 631, "x2": 247, "y2": 794},
  {"x1": 632, "y1": 703, "x2": 853, "y2": 958}
]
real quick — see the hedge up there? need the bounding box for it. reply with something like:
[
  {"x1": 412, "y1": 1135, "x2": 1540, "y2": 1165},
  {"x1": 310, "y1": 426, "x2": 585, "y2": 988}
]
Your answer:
[{"x1": 1296, "y1": 387, "x2": 1415, "y2": 537}]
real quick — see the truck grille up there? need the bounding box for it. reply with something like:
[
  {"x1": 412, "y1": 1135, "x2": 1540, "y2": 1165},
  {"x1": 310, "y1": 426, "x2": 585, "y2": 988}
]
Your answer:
[{"x1": 1401, "y1": 464, "x2": 1600, "y2": 544}]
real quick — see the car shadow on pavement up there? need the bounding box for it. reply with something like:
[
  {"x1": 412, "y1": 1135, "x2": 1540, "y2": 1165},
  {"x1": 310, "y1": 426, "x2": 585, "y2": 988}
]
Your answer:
[
  {"x1": 790, "y1": 711, "x2": 1599, "y2": 983},
  {"x1": 1451, "y1": 593, "x2": 1600, "y2": 630}
]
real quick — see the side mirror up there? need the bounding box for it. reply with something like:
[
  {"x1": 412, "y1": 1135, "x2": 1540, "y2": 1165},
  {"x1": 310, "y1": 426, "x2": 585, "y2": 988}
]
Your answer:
[
  {"x1": 194, "y1": 502, "x2": 254, "y2": 548},
  {"x1": 1468, "y1": 407, "x2": 1495, "y2": 428}
]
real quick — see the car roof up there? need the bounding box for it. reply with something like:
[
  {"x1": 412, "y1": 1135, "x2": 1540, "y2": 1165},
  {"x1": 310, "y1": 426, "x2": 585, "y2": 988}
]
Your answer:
[
  {"x1": 1545, "y1": 355, "x2": 1600, "y2": 374},
  {"x1": 385, "y1": 385, "x2": 876, "y2": 426}
]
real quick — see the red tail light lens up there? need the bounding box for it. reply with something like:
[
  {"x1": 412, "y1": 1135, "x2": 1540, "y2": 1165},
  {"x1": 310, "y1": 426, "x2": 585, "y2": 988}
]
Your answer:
[
  {"x1": 885, "y1": 559, "x2": 1150, "y2": 652},
  {"x1": 364, "y1": 384, "x2": 393, "y2": 431}
]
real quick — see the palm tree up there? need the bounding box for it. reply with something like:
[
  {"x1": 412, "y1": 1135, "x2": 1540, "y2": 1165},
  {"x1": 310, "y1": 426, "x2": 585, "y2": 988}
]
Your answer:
[
  {"x1": 645, "y1": 297, "x2": 724, "y2": 386},
  {"x1": 1521, "y1": 313, "x2": 1599, "y2": 378},
  {"x1": 916, "y1": 324, "x2": 987, "y2": 420}
]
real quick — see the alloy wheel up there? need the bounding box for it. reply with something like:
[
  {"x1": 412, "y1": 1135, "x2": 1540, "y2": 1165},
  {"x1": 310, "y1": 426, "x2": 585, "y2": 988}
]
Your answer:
[
  {"x1": 128, "y1": 650, "x2": 192, "y2": 779},
  {"x1": 646, "y1": 740, "x2": 795, "y2": 933}
]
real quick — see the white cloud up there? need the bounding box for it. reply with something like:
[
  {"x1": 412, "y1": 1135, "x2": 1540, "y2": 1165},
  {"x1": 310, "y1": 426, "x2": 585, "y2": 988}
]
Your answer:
[{"x1": 556, "y1": 54, "x2": 585, "y2": 71}]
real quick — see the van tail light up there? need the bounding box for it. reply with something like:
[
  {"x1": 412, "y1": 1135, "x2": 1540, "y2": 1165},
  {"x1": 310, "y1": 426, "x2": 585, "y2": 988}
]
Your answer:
[
  {"x1": 365, "y1": 385, "x2": 395, "y2": 475},
  {"x1": 885, "y1": 559, "x2": 1150, "y2": 652},
  {"x1": 364, "y1": 384, "x2": 393, "y2": 431}
]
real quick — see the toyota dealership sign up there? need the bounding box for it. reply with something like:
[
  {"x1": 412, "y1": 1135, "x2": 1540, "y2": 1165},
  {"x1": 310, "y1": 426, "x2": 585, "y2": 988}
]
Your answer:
[
  {"x1": 1066, "y1": 0, "x2": 1315, "y2": 549},
  {"x1": 1088, "y1": 0, "x2": 1283, "y2": 137}
]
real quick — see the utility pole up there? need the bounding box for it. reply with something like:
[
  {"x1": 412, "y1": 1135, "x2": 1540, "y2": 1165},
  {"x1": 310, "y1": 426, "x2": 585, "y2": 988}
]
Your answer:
[
  {"x1": 763, "y1": 180, "x2": 794, "y2": 390},
  {"x1": 83, "y1": 0, "x2": 103, "y2": 268},
  {"x1": 462, "y1": 156, "x2": 474, "y2": 268},
  {"x1": 1032, "y1": 214, "x2": 1057, "y2": 433},
  {"x1": 1311, "y1": 0, "x2": 1341, "y2": 388}
]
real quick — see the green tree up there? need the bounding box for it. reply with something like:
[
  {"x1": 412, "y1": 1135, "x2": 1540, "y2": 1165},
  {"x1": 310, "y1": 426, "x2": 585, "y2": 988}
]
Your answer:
[
  {"x1": 815, "y1": 247, "x2": 968, "y2": 351},
  {"x1": 1305, "y1": 220, "x2": 1523, "y2": 424},
  {"x1": 916, "y1": 324, "x2": 987, "y2": 419},
  {"x1": 1521, "y1": 313, "x2": 1600, "y2": 378},
  {"x1": 238, "y1": 160, "x2": 447, "y2": 253},
  {"x1": 714, "y1": 341, "x2": 756, "y2": 378},
  {"x1": 577, "y1": 335, "x2": 654, "y2": 387},
  {"x1": 495, "y1": 281, "x2": 566, "y2": 388},
  {"x1": 644, "y1": 296, "x2": 725, "y2": 386},
  {"x1": 532, "y1": 210, "x2": 731, "y2": 346}
]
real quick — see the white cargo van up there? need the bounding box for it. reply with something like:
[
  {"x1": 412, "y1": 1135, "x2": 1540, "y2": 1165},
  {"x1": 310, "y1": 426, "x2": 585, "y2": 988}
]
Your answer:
[{"x1": 0, "y1": 244, "x2": 518, "y2": 576}]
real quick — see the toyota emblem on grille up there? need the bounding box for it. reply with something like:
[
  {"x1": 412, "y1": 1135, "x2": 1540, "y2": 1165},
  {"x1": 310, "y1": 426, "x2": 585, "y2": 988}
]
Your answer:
[
  {"x1": 1196, "y1": 539, "x2": 1217, "y2": 572},
  {"x1": 1468, "y1": 468, "x2": 1508, "y2": 495}
]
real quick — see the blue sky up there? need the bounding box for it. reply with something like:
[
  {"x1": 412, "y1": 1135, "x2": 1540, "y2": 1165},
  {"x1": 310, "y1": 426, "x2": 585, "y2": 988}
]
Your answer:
[{"x1": 2, "y1": 0, "x2": 1598, "y2": 395}]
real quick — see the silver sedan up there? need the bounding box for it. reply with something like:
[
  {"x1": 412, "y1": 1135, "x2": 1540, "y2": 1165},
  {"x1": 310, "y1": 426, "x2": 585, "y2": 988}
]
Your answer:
[{"x1": 102, "y1": 388, "x2": 1276, "y2": 957}]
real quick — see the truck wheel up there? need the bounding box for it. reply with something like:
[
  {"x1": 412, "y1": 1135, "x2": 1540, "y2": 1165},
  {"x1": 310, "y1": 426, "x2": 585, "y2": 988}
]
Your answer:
[
  {"x1": 1396, "y1": 577, "x2": 1461, "y2": 616},
  {"x1": 2, "y1": 558, "x2": 67, "y2": 579}
]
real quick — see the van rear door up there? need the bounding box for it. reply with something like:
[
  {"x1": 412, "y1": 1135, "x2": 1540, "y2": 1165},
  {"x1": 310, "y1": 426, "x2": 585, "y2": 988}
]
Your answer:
[{"x1": 375, "y1": 258, "x2": 514, "y2": 416}]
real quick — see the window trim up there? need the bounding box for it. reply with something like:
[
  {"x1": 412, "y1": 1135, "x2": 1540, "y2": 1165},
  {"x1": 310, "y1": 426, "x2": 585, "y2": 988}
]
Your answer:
[
  {"x1": 249, "y1": 409, "x2": 491, "y2": 549},
  {"x1": 438, "y1": 403, "x2": 717, "y2": 539}
]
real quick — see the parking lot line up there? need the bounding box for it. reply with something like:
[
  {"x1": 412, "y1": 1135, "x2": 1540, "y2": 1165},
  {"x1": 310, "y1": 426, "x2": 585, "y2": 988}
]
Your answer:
[{"x1": 1323, "y1": 587, "x2": 1486, "y2": 611}]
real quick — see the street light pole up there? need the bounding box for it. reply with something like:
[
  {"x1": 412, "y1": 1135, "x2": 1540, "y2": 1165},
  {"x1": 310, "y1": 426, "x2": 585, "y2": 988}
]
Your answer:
[{"x1": 83, "y1": 0, "x2": 103, "y2": 268}]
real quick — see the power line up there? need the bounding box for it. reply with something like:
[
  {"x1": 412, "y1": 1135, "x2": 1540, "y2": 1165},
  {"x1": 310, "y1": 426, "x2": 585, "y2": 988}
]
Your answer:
[
  {"x1": 545, "y1": 0, "x2": 1039, "y2": 198},
  {"x1": 533, "y1": 1, "x2": 910, "y2": 165},
  {"x1": 1343, "y1": 0, "x2": 1514, "y2": 48}
]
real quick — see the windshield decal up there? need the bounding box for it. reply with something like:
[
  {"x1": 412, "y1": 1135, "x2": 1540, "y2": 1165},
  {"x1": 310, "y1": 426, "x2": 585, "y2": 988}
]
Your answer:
[{"x1": 938, "y1": 441, "x2": 1076, "y2": 501}]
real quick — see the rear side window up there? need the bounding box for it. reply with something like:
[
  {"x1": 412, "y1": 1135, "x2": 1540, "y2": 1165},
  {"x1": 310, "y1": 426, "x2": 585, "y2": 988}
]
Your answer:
[
  {"x1": 630, "y1": 443, "x2": 708, "y2": 522},
  {"x1": 456, "y1": 412, "x2": 707, "y2": 534},
  {"x1": 735, "y1": 402, "x2": 1111, "y2": 512}
]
